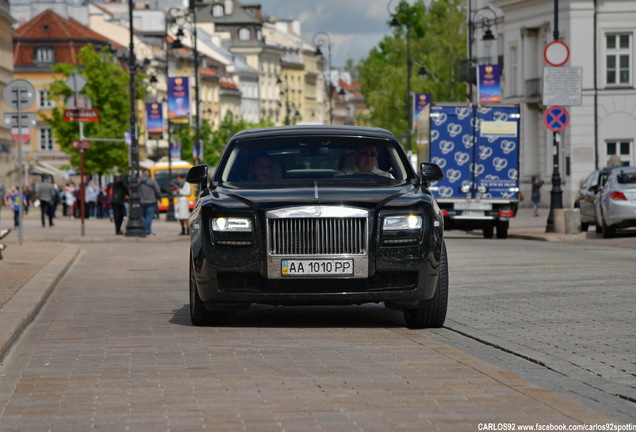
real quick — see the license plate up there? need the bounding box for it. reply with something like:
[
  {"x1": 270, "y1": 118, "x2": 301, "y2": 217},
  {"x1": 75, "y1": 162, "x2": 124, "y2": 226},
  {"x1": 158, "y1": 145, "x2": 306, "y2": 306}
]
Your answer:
[
  {"x1": 281, "y1": 259, "x2": 354, "y2": 276},
  {"x1": 462, "y1": 210, "x2": 485, "y2": 216},
  {"x1": 456, "y1": 202, "x2": 492, "y2": 211}
]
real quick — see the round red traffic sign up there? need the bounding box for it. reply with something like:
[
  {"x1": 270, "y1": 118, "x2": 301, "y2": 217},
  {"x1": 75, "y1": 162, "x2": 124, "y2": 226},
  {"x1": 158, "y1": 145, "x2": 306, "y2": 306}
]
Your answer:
[
  {"x1": 544, "y1": 41, "x2": 570, "y2": 67},
  {"x1": 544, "y1": 106, "x2": 569, "y2": 132}
]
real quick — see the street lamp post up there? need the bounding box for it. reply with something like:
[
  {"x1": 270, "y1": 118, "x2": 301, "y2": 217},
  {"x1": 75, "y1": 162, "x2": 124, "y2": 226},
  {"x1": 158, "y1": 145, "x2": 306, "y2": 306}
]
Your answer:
[
  {"x1": 313, "y1": 32, "x2": 332, "y2": 125},
  {"x1": 467, "y1": 2, "x2": 498, "y2": 103},
  {"x1": 125, "y1": 0, "x2": 146, "y2": 237},
  {"x1": 164, "y1": 10, "x2": 178, "y2": 222},
  {"x1": 388, "y1": 0, "x2": 413, "y2": 155},
  {"x1": 545, "y1": 0, "x2": 564, "y2": 233},
  {"x1": 171, "y1": 3, "x2": 201, "y2": 164}
]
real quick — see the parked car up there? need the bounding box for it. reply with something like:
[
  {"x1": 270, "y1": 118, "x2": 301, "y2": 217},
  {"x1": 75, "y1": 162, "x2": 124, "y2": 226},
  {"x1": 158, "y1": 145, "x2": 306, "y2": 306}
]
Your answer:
[
  {"x1": 594, "y1": 166, "x2": 636, "y2": 238},
  {"x1": 575, "y1": 168, "x2": 611, "y2": 232},
  {"x1": 186, "y1": 125, "x2": 447, "y2": 329}
]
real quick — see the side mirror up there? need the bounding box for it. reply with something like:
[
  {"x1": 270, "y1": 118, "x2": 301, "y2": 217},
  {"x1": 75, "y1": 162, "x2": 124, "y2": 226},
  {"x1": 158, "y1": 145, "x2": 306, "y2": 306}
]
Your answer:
[
  {"x1": 420, "y1": 162, "x2": 444, "y2": 187},
  {"x1": 186, "y1": 164, "x2": 208, "y2": 184}
]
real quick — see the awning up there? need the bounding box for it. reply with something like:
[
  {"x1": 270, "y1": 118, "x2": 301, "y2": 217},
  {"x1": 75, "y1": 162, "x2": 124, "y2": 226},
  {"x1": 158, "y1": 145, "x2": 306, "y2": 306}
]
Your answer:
[{"x1": 30, "y1": 161, "x2": 69, "y2": 180}]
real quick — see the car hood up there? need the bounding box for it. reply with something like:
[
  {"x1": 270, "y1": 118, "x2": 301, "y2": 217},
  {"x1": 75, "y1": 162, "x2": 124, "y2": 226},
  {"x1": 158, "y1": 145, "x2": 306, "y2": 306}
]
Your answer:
[{"x1": 204, "y1": 183, "x2": 430, "y2": 212}]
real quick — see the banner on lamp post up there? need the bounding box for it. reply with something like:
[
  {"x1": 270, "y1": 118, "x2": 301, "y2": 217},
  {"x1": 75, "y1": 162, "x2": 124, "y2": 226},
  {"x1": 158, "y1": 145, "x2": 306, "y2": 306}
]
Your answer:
[
  {"x1": 413, "y1": 93, "x2": 431, "y2": 131},
  {"x1": 477, "y1": 64, "x2": 502, "y2": 104},
  {"x1": 167, "y1": 77, "x2": 190, "y2": 124},
  {"x1": 170, "y1": 140, "x2": 181, "y2": 161},
  {"x1": 146, "y1": 102, "x2": 164, "y2": 139}
]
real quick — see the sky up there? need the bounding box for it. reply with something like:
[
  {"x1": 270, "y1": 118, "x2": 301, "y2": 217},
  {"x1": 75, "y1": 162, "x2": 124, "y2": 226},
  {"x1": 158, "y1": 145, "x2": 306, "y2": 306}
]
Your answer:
[{"x1": 256, "y1": 0, "x2": 396, "y2": 68}]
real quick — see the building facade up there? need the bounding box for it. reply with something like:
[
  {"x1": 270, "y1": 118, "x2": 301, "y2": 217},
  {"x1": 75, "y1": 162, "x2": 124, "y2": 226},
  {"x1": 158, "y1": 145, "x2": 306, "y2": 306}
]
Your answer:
[
  {"x1": 492, "y1": 0, "x2": 636, "y2": 206},
  {"x1": 0, "y1": 0, "x2": 14, "y2": 189}
]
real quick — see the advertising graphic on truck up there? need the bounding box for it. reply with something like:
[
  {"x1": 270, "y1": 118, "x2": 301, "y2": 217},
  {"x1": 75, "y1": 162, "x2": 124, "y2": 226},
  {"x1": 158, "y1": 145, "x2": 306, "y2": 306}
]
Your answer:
[{"x1": 429, "y1": 104, "x2": 521, "y2": 238}]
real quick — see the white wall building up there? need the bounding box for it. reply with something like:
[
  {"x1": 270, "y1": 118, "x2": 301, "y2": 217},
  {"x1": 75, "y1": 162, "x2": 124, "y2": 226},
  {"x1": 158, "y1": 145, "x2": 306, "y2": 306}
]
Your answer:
[{"x1": 491, "y1": 0, "x2": 636, "y2": 207}]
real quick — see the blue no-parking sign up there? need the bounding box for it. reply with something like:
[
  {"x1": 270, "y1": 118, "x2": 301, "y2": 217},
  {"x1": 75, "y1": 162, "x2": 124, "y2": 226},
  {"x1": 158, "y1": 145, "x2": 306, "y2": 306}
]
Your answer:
[{"x1": 544, "y1": 106, "x2": 569, "y2": 132}]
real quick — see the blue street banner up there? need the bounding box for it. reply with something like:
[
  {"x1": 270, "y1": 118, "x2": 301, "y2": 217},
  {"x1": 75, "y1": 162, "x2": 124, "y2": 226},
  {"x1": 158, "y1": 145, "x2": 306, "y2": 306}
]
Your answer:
[
  {"x1": 477, "y1": 64, "x2": 502, "y2": 104},
  {"x1": 145, "y1": 102, "x2": 163, "y2": 139},
  {"x1": 413, "y1": 93, "x2": 431, "y2": 131},
  {"x1": 170, "y1": 140, "x2": 181, "y2": 161},
  {"x1": 167, "y1": 77, "x2": 190, "y2": 124}
]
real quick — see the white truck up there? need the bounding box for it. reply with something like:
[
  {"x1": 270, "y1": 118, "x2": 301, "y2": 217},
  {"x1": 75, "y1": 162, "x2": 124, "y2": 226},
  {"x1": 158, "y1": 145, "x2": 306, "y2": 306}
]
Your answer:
[{"x1": 429, "y1": 104, "x2": 521, "y2": 238}]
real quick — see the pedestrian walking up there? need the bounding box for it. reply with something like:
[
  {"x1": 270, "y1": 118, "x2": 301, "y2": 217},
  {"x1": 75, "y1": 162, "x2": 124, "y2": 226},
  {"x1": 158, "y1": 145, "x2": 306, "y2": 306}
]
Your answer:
[
  {"x1": 84, "y1": 180, "x2": 99, "y2": 219},
  {"x1": 35, "y1": 176, "x2": 56, "y2": 227},
  {"x1": 171, "y1": 174, "x2": 191, "y2": 235},
  {"x1": 22, "y1": 186, "x2": 30, "y2": 215},
  {"x1": 5, "y1": 187, "x2": 26, "y2": 228},
  {"x1": 531, "y1": 175, "x2": 544, "y2": 217},
  {"x1": 139, "y1": 168, "x2": 161, "y2": 236},
  {"x1": 64, "y1": 183, "x2": 76, "y2": 218},
  {"x1": 110, "y1": 175, "x2": 129, "y2": 235}
]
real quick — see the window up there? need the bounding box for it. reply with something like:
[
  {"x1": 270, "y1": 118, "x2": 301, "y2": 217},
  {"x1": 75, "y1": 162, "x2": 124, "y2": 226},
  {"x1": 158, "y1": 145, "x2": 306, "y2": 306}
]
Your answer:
[
  {"x1": 35, "y1": 46, "x2": 55, "y2": 64},
  {"x1": 212, "y1": 4, "x2": 224, "y2": 17},
  {"x1": 238, "y1": 28, "x2": 250, "y2": 41},
  {"x1": 605, "y1": 33, "x2": 631, "y2": 85},
  {"x1": 39, "y1": 128, "x2": 55, "y2": 151},
  {"x1": 509, "y1": 45, "x2": 518, "y2": 97},
  {"x1": 39, "y1": 90, "x2": 54, "y2": 109},
  {"x1": 606, "y1": 140, "x2": 633, "y2": 166}
]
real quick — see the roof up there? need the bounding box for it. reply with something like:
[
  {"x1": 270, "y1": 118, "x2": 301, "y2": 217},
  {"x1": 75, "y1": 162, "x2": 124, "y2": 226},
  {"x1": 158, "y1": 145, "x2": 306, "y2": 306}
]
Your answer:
[
  {"x1": 15, "y1": 9, "x2": 111, "y2": 41},
  {"x1": 231, "y1": 125, "x2": 396, "y2": 141},
  {"x1": 13, "y1": 9, "x2": 115, "y2": 66}
]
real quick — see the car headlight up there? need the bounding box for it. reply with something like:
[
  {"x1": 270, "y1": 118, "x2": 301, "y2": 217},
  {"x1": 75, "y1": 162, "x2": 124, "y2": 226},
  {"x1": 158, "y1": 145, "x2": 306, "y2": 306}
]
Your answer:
[
  {"x1": 212, "y1": 217, "x2": 252, "y2": 232},
  {"x1": 383, "y1": 215, "x2": 422, "y2": 231}
]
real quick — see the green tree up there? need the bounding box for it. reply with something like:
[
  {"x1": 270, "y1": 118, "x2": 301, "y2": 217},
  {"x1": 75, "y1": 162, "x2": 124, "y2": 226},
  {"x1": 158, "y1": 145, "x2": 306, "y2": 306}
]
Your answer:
[
  {"x1": 43, "y1": 45, "x2": 148, "y2": 175},
  {"x1": 167, "y1": 111, "x2": 274, "y2": 168},
  {"x1": 358, "y1": 0, "x2": 466, "y2": 144}
]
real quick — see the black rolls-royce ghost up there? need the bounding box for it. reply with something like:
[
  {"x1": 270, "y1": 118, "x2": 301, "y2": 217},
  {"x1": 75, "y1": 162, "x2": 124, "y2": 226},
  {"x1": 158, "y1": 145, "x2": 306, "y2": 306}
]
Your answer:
[{"x1": 186, "y1": 125, "x2": 447, "y2": 329}]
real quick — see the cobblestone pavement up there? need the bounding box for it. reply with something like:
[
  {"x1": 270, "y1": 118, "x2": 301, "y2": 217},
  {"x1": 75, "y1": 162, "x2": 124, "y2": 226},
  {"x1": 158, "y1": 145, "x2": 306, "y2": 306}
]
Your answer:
[
  {"x1": 0, "y1": 239, "x2": 616, "y2": 431},
  {"x1": 428, "y1": 236, "x2": 636, "y2": 423},
  {"x1": 0, "y1": 206, "x2": 631, "y2": 430}
]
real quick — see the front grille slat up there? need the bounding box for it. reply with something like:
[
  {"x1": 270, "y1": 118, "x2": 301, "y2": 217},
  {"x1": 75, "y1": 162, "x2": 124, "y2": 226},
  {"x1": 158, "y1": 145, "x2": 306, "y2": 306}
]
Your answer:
[{"x1": 269, "y1": 217, "x2": 366, "y2": 256}]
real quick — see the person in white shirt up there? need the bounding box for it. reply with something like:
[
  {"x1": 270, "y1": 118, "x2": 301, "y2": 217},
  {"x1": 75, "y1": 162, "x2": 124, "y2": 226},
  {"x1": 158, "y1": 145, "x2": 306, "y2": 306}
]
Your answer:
[{"x1": 334, "y1": 145, "x2": 393, "y2": 178}]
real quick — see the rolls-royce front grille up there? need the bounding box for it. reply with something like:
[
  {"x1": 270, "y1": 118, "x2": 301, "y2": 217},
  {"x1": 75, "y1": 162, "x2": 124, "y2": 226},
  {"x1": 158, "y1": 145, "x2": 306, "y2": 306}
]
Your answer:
[{"x1": 268, "y1": 217, "x2": 367, "y2": 255}]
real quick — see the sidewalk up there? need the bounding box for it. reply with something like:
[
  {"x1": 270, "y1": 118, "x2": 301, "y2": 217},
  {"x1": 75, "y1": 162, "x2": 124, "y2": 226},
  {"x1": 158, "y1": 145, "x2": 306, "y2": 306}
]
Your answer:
[{"x1": 0, "y1": 206, "x2": 189, "y2": 361}]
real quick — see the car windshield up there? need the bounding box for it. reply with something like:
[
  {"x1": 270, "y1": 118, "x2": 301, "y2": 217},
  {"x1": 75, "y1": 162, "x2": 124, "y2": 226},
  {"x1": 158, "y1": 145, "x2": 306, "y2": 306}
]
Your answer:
[{"x1": 215, "y1": 136, "x2": 412, "y2": 187}]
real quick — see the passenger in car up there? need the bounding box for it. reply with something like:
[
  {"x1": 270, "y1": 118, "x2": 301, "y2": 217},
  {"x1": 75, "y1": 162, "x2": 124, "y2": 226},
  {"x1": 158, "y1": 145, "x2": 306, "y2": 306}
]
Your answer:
[
  {"x1": 249, "y1": 153, "x2": 274, "y2": 182},
  {"x1": 334, "y1": 145, "x2": 394, "y2": 178}
]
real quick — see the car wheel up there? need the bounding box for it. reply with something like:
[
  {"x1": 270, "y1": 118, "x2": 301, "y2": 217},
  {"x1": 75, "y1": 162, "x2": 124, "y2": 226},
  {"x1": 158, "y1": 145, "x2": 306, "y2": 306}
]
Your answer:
[
  {"x1": 602, "y1": 219, "x2": 616, "y2": 238},
  {"x1": 595, "y1": 224, "x2": 602, "y2": 234},
  {"x1": 496, "y1": 220, "x2": 509, "y2": 239},
  {"x1": 403, "y1": 241, "x2": 448, "y2": 329},
  {"x1": 189, "y1": 255, "x2": 230, "y2": 326},
  {"x1": 189, "y1": 256, "x2": 210, "y2": 326},
  {"x1": 581, "y1": 222, "x2": 589, "y2": 232},
  {"x1": 482, "y1": 225, "x2": 494, "y2": 239}
]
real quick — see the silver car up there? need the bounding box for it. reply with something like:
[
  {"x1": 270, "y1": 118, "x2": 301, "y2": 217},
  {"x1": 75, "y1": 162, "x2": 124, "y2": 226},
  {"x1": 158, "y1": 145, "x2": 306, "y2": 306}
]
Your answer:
[
  {"x1": 576, "y1": 168, "x2": 611, "y2": 233},
  {"x1": 595, "y1": 166, "x2": 636, "y2": 238}
]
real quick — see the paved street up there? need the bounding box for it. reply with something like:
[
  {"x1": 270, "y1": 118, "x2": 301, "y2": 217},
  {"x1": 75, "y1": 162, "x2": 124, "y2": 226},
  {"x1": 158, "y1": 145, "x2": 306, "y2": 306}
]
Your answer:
[
  {"x1": 428, "y1": 233, "x2": 636, "y2": 423},
  {"x1": 0, "y1": 206, "x2": 634, "y2": 430}
]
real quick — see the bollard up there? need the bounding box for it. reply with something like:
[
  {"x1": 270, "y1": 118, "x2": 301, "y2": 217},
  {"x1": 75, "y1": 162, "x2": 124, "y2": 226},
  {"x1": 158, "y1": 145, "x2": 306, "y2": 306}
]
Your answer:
[
  {"x1": 564, "y1": 208, "x2": 581, "y2": 234},
  {"x1": 553, "y1": 209, "x2": 565, "y2": 233}
]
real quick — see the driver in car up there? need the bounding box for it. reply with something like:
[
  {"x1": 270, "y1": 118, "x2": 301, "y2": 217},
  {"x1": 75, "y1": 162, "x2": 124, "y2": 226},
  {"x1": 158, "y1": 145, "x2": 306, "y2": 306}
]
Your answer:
[{"x1": 334, "y1": 145, "x2": 394, "y2": 178}]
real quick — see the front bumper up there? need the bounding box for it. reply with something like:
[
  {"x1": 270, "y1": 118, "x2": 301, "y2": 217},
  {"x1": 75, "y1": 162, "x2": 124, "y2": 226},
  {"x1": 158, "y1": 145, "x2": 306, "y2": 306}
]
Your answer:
[{"x1": 192, "y1": 242, "x2": 439, "y2": 308}]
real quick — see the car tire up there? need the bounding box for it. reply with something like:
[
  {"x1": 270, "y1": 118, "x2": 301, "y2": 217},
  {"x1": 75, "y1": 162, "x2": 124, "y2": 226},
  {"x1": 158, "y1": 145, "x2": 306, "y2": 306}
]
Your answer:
[
  {"x1": 595, "y1": 224, "x2": 602, "y2": 234},
  {"x1": 189, "y1": 254, "x2": 229, "y2": 326},
  {"x1": 403, "y1": 241, "x2": 448, "y2": 329},
  {"x1": 601, "y1": 219, "x2": 616, "y2": 238},
  {"x1": 483, "y1": 225, "x2": 494, "y2": 239},
  {"x1": 581, "y1": 222, "x2": 589, "y2": 232},
  {"x1": 496, "y1": 220, "x2": 509, "y2": 239}
]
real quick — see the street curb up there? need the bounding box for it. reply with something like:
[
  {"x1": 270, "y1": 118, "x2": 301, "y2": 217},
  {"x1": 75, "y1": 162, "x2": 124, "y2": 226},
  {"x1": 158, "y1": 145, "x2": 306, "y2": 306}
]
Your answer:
[{"x1": 0, "y1": 244, "x2": 80, "y2": 363}]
